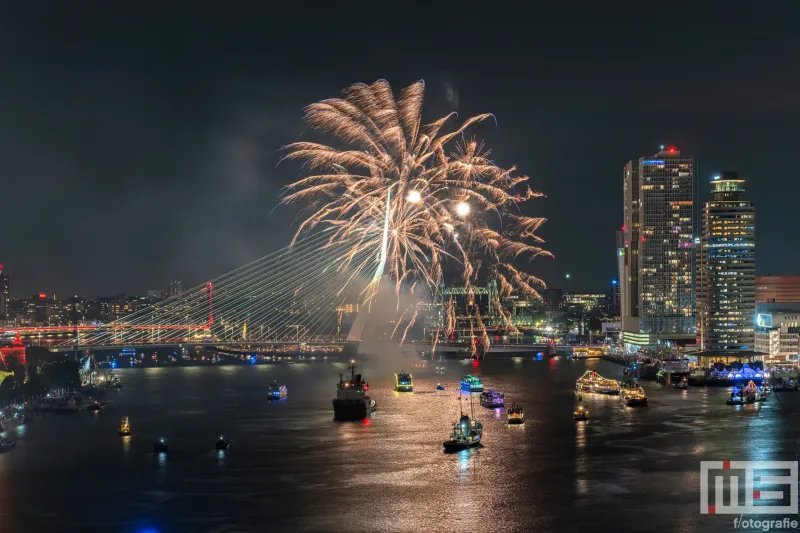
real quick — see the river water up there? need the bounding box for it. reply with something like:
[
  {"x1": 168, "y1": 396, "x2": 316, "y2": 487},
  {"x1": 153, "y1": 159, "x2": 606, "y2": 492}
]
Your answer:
[{"x1": 0, "y1": 357, "x2": 797, "y2": 532}]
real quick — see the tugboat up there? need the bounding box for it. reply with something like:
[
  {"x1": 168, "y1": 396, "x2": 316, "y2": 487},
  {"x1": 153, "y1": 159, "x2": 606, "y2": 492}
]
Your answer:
[
  {"x1": 621, "y1": 385, "x2": 648, "y2": 407},
  {"x1": 153, "y1": 437, "x2": 169, "y2": 453},
  {"x1": 118, "y1": 417, "x2": 132, "y2": 436},
  {"x1": 333, "y1": 363, "x2": 376, "y2": 421},
  {"x1": 442, "y1": 393, "x2": 483, "y2": 452},
  {"x1": 268, "y1": 381, "x2": 288, "y2": 400},
  {"x1": 479, "y1": 389, "x2": 505, "y2": 408},
  {"x1": 215, "y1": 435, "x2": 230, "y2": 450},
  {"x1": 573, "y1": 404, "x2": 589, "y2": 421},
  {"x1": 0, "y1": 436, "x2": 15, "y2": 453},
  {"x1": 507, "y1": 403, "x2": 525, "y2": 424},
  {"x1": 395, "y1": 371, "x2": 413, "y2": 392},
  {"x1": 460, "y1": 374, "x2": 484, "y2": 393},
  {"x1": 727, "y1": 380, "x2": 767, "y2": 405}
]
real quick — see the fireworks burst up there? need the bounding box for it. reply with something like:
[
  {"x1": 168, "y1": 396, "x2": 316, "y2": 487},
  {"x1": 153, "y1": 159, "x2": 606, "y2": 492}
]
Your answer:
[{"x1": 281, "y1": 80, "x2": 551, "y2": 347}]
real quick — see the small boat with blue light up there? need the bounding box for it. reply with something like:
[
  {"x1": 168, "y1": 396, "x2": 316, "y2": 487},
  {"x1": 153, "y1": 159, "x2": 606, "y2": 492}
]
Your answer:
[
  {"x1": 460, "y1": 374, "x2": 484, "y2": 393},
  {"x1": 268, "y1": 381, "x2": 288, "y2": 400},
  {"x1": 507, "y1": 404, "x2": 525, "y2": 424},
  {"x1": 436, "y1": 384, "x2": 445, "y2": 391},
  {"x1": 395, "y1": 371, "x2": 413, "y2": 392},
  {"x1": 479, "y1": 389, "x2": 505, "y2": 408},
  {"x1": 727, "y1": 380, "x2": 766, "y2": 405}
]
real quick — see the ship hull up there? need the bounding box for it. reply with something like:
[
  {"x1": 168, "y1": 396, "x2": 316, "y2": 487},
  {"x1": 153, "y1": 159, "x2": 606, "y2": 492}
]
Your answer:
[
  {"x1": 333, "y1": 399, "x2": 375, "y2": 421},
  {"x1": 395, "y1": 386, "x2": 413, "y2": 392},
  {"x1": 507, "y1": 418, "x2": 524, "y2": 424},
  {"x1": 442, "y1": 438, "x2": 481, "y2": 453}
]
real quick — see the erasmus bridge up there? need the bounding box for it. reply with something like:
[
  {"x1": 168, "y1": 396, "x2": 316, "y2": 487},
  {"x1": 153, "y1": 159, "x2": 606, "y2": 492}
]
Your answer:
[{"x1": 45, "y1": 232, "x2": 384, "y2": 354}]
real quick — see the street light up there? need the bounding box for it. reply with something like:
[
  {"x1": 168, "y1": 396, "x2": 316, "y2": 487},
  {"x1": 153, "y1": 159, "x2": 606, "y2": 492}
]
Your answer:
[
  {"x1": 456, "y1": 201, "x2": 470, "y2": 217},
  {"x1": 407, "y1": 190, "x2": 421, "y2": 203}
]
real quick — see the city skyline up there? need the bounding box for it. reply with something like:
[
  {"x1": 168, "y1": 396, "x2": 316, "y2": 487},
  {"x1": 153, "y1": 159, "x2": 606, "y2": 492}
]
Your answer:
[{"x1": 2, "y1": 3, "x2": 799, "y2": 296}]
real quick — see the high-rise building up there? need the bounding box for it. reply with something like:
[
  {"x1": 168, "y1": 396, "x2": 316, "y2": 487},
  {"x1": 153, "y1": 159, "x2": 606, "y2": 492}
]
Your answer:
[
  {"x1": 621, "y1": 147, "x2": 695, "y2": 350},
  {"x1": 0, "y1": 265, "x2": 8, "y2": 319},
  {"x1": 169, "y1": 280, "x2": 183, "y2": 297},
  {"x1": 696, "y1": 173, "x2": 755, "y2": 351},
  {"x1": 754, "y1": 310, "x2": 800, "y2": 365},
  {"x1": 616, "y1": 230, "x2": 625, "y2": 314},
  {"x1": 542, "y1": 288, "x2": 565, "y2": 313},
  {"x1": 756, "y1": 276, "x2": 800, "y2": 303}
]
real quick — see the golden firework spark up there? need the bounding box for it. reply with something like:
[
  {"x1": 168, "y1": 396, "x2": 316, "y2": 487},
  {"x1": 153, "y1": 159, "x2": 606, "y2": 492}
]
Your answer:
[{"x1": 281, "y1": 80, "x2": 551, "y2": 345}]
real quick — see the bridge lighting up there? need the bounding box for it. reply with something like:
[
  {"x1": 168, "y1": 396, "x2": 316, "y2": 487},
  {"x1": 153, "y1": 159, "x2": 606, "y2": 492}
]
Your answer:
[
  {"x1": 455, "y1": 201, "x2": 470, "y2": 217},
  {"x1": 407, "y1": 190, "x2": 421, "y2": 203}
]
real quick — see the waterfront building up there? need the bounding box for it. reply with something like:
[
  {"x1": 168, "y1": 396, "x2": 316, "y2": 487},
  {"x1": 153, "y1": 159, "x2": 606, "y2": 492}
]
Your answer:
[
  {"x1": 566, "y1": 293, "x2": 606, "y2": 311},
  {"x1": 754, "y1": 310, "x2": 800, "y2": 366},
  {"x1": 542, "y1": 288, "x2": 565, "y2": 313},
  {"x1": 621, "y1": 147, "x2": 695, "y2": 350},
  {"x1": 756, "y1": 276, "x2": 800, "y2": 303},
  {"x1": 696, "y1": 173, "x2": 756, "y2": 351}
]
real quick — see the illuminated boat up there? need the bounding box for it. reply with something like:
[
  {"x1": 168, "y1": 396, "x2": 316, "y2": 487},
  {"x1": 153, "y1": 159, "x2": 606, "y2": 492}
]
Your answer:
[
  {"x1": 727, "y1": 380, "x2": 766, "y2": 405},
  {"x1": 479, "y1": 389, "x2": 505, "y2": 408},
  {"x1": 268, "y1": 381, "x2": 288, "y2": 400},
  {"x1": 621, "y1": 386, "x2": 648, "y2": 407},
  {"x1": 507, "y1": 404, "x2": 525, "y2": 424},
  {"x1": 573, "y1": 404, "x2": 589, "y2": 421},
  {"x1": 153, "y1": 437, "x2": 169, "y2": 453},
  {"x1": 670, "y1": 376, "x2": 691, "y2": 390},
  {"x1": 332, "y1": 363, "x2": 376, "y2": 421},
  {"x1": 460, "y1": 374, "x2": 484, "y2": 393},
  {"x1": 216, "y1": 435, "x2": 230, "y2": 450},
  {"x1": 443, "y1": 414, "x2": 483, "y2": 452},
  {"x1": 118, "y1": 417, "x2": 132, "y2": 436},
  {"x1": 87, "y1": 400, "x2": 104, "y2": 411},
  {"x1": 395, "y1": 371, "x2": 413, "y2": 392},
  {"x1": 576, "y1": 371, "x2": 620, "y2": 395},
  {"x1": 0, "y1": 436, "x2": 15, "y2": 453}
]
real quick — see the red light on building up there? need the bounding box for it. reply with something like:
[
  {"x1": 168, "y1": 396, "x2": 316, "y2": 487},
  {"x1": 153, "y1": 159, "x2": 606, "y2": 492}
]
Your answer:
[
  {"x1": 622, "y1": 225, "x2": 627, "y2": 231},
  {"x1": 641, "y1": 237, "x2": 646, "y2": 243},
  {"x1": 668, "y1": 147, "x2": 676, "y2": 153},
  {"x1": 38, "y1": 293, "x2": 47, "y2": 299}
]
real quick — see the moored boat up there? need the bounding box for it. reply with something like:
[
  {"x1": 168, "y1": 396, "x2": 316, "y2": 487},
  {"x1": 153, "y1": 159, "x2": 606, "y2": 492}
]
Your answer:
[
  {"x1": 479, "y1": 389, "x2": 505, "y2": 408},
  {"x1": 332, "y1": 363, "x2": 376, "y2": 421},
  {"x1": 395, "y1": 371, "x2": 413, "y2": 392},
  {"x1": 507, "y1": 403, "x2": 525, "y2": 424},
  {"x1": 460, "y1": 374, "x2": 484, "y2": 393}
]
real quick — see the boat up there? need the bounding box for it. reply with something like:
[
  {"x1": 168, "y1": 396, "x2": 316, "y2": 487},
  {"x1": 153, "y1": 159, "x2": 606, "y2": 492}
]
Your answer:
[
  {"x1": 436, "y1": 384, "x2": 445, "y2": 391},
  {"x1": 0, "y1": 410, "x2": 24, "y2": 432},
  {"x1": 507, "y1": 404, "x2": 525, "y2": 424},
  {"x1": 332, "y1": 363, "x2": 376, "y2": 421},
  {"x1": 773, "y1": 377, "x2": 798, "y2": 392},
  {"x1": 268, "y1": 381, "x2": 288, "y2": 400},
  {"x1": 621, "y1": 386, "x2": 648, "y2": 407},
  {"x1": 727, "y1": 380, "x2": 767, "y2": 405},
  {"x1": 460, "y1": 374, "x2": 484, "y2": 393},
  {"x1": 670, "y1": 376, "x2": 692, "y2": 390},
  {"x1": 442, "y1": 393, "x2": 483, "y2": 452},
  {"x1": 395, "y1": 371, "x2": 413, "y2": 392},
  {"x1": 0, "y1": 436, "x2": 15, "y2": 453},
  {"x1": 118, "y1": 417, "x2": 132, "y2": 436},
  {"x1": 574, "y1": 404, "x2": 589, "y2": 421},
  {"x1": 479, "y1": 389, "x2": 505, "y2": 408},
  {"x1": 576, "y1": 371, "x2": 620, "y2": 395},
  {"x1": 215, "y1": 435, "x2": 230, "y2": 450},
  {"x1": 87, "y1": 400, "x2": 104, "y2": 411},
  {"x1": 153, "y1": 438, "x2": 169, "y2": 453}
]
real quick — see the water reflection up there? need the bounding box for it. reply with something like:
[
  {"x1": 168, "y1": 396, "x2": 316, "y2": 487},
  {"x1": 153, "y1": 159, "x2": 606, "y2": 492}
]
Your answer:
[{"x1": 121, "y1": 435, "x2": 131, "y2": 455}]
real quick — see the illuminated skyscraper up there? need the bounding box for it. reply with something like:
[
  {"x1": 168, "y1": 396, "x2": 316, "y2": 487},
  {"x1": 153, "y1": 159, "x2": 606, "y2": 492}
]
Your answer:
[
  {"x1": 622, "y1": 147, "x2": 696, "y2": 350},
  {"x1": 0, "y1": 265, "x2": 8, "y2": 319},
  {"x1": 696, "y1": 172, "x2": 755, "y2": 351}
]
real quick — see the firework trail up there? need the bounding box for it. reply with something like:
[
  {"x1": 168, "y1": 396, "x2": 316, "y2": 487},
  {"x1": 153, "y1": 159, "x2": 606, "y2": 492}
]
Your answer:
[{"x1": 281, "y1": 80, "x2": 551, "y2": 352}]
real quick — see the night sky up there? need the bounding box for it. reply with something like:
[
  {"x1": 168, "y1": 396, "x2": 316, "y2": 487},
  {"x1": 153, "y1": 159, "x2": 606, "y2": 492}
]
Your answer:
[{"x1": 2, "y1": 2, "x2": 798, "y2": 297}]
